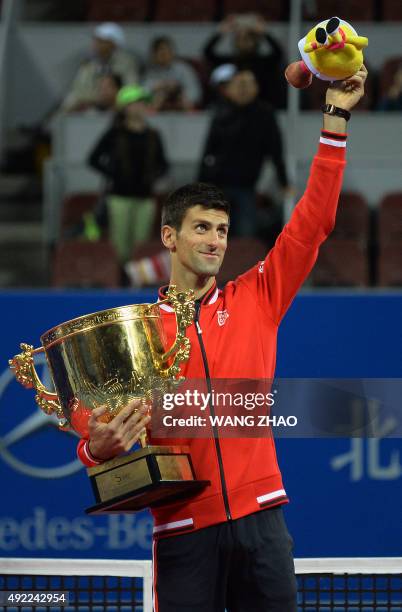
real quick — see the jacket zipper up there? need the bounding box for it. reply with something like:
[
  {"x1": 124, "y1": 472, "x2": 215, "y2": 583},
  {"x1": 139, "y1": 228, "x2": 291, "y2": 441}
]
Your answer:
[{"x1": 194, "y1": 301, "x2": 232, "y2": 521}]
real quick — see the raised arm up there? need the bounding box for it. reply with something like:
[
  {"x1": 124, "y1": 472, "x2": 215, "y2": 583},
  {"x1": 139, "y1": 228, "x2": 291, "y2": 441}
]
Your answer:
[{"x1": 240, "y1": 66, "x2": 368, "y2": 325}]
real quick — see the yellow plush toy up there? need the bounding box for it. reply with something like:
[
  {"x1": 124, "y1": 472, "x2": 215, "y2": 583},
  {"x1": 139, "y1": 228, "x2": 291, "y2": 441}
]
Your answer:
[{"x1": 285, "y1": 17, "x2": 368, "y2": 88}]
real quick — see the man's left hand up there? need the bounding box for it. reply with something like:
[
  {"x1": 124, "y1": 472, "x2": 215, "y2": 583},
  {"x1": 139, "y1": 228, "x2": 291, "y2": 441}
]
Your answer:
[{"x1": 326, "y1": 65, "x2": 368, "y2": 111}]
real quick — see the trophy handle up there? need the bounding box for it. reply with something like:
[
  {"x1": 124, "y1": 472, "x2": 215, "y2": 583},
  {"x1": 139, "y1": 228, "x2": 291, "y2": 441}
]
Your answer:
[
  {"x1": 157, "y1": 286, "x2": 195, "y2": 378},
  {"x1": 9, "y1": 343, "x2": 66, "y2": 425}
]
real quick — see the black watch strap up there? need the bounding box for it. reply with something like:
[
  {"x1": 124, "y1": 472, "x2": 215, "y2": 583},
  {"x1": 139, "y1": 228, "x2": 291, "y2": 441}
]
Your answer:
[{"x1": 321, "y1": 104, "x2": 351, "y2": 121}]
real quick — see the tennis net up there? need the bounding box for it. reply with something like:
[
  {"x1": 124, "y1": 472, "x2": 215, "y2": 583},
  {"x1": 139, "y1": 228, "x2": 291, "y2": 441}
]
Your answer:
[{"x1": 0, "y1": 557, "x2": 401, "y2": 611}]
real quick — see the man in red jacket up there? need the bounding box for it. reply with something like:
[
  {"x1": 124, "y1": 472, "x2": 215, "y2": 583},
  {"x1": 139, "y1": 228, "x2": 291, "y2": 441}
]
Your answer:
[{"x1": 78, "y1": 66, "x2": 367, "y2": 611}]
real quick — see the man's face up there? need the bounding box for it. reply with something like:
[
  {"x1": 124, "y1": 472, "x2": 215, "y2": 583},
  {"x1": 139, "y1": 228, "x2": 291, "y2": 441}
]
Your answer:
[
  {"x1": 93, "y1": 37, "x2": 115, "y2": 60},
  {"x1": 124, "y1": 100, "x2": 147, "y2": 120},
  {"x1": 154, "y1": 41, "x2": 174, "y2": 67},
  {"x1": 164, "y1": 205, "x2": 229, "y2": 278},
  {"x1": 225, "y1": 71, "x2": 259, "y2": 106}
]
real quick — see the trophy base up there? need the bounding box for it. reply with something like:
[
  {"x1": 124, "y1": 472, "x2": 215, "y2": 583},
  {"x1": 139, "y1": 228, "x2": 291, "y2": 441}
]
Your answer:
[
  {"x1": 86, "y1": 480, "x2": 210, "y2": 514},
  {"x1": 85, "y1": 445, "x2": 210, "y2": 514}
]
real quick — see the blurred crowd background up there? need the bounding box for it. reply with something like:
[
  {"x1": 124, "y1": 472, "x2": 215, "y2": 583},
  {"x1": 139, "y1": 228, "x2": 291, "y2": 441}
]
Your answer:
[{"x1": 0, "y1": 0, "x2": 401, "y2": 289}]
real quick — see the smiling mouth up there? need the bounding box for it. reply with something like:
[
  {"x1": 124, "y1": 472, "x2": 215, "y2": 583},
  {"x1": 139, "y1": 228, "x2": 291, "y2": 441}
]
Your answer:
[{"x1": 200, "y1": 252, "x2": 219, "y2": 258}]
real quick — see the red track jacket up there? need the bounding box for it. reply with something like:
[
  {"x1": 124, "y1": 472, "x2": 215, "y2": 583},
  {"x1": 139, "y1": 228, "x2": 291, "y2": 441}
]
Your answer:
[{"x1": 78, "y1": 132, "x2": 347, "y2": 538}]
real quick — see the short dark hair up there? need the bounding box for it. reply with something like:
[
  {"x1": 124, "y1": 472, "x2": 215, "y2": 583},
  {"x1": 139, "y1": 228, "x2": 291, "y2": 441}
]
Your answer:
[{"x1": 161, "y1": 182, "x2": 230, "y2": 230}]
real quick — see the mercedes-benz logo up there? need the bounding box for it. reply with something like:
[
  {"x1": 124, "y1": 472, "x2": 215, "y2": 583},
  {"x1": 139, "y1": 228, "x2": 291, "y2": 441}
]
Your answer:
[{"x1": 0, "y1": 356, "x2": 83, "y2": 478}]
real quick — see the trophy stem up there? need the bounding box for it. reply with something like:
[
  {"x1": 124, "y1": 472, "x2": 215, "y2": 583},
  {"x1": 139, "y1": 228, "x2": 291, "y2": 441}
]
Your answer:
[
  {"x1": 139, "y1": 429, "x2": 148, "y2": 448},
  {"x1": 138, "y1": 396, "x2": 150, "y2": 448}
]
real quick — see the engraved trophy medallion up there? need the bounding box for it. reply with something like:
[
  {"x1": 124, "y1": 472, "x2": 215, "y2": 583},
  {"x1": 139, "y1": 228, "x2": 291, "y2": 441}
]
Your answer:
[{"x1": 9, "y1": 286, "x2": 210, "y2": 514}]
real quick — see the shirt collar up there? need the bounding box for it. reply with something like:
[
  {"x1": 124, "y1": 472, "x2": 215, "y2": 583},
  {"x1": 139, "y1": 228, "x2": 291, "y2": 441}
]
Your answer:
[{"x1": 158, "y1": 281, "x2": 218, "y2": 308}]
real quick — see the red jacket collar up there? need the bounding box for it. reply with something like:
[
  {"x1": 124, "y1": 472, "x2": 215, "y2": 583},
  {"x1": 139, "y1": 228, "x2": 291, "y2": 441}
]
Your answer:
[{"x1": 158, "y1": 281, "x2": 218, "y2": 306}]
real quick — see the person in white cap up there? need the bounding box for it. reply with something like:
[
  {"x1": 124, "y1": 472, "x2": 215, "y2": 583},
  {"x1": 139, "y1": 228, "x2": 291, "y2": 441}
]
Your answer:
[
  {"x1": 61, "y1": 22, "x2": 139, "y2": 113},
  {"x1": 209, "y1": 63, "x2": 237, "y2": 107}
]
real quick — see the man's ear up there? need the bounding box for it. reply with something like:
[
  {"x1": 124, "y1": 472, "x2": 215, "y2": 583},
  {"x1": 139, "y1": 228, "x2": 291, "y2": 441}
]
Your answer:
[{"x1": 161, "y1": 225, "x2": 177, "y2": 252}]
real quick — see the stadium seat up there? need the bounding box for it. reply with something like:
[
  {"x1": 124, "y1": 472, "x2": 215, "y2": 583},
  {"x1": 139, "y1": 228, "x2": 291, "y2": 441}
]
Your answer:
[
  {"x1": 87, "y1": 0, "x2": 150, "y2": 22},
  {"x1": 332, "y1": 192, "x2": 370, "y2": 242},
  {"x1": 302, "y1": 0, "x2": 374, "y2": 21},
  {"x1": 378, "y1": 192, "x2": 402, "y2": 245},
  {"x1": 378, "y1": 244, "x2": 402, "y2": 286},
  {"x1": 378, "y1": 56, "x2": 402, "y2": 100},
  {"x1": 52, "y1": 240, "x2": 120, "y2": 288},
  {"x1": 311, "y1": 238, "x2": 369, "y2": 287},
  {"x1": 382, "y1": 0, "x2": 402, "y2": 20},
  {"x1": 131, "y1": 239, "x2": 166, "y2": 261},
  {"x1": 61, "y1": 192, "x2": 100, "y2": 231},
  {"x1": 223, "y1": 0, "x2": 287, "y2": 21},
  {"x1": 153, "y1": 0, "x2": 217, "y2": 22},
  {"x1": 217, "y1": 237, "x2": 267, "y2": 285}
]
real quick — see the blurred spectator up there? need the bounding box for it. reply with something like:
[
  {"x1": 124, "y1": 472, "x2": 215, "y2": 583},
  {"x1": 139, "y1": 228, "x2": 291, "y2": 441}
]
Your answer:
[
  {"x1": 7, "y1": 73, "x2": 123, "y2": 179},
  {"x1": 142, "y1": 36, "x2": 202, "y2": 111},
  {"x1": 88, "y1": 85, "x2": 169, "y2": 265},
  {"x1": 378, "y1": 65, "x2": 402, "y2": 111},
  {"x1": 199, "y1": 69, "x2": 290, "y2": 237},
  {"x1": 204, "y1": 14, "x2": 286, "y2": 109},
  {"x1": 61, "y1": 23, "x2": 138, "y2": 113},
  {"x1": 209, "y1": 63, "x2": 238, "y2": 108},
  {"x1": 88, "y1": 73, "x2": 123, "y2": 113}
]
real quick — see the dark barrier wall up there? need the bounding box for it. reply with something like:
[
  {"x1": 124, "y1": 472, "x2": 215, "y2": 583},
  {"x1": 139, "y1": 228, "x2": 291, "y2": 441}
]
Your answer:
[{"x1": 0, "y1": 290, "x2": 401, "y2": 558}]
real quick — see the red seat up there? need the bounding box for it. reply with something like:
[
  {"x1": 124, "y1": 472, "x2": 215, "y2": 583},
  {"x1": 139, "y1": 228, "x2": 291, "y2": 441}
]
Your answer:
[
  {"x1": 378, "y1": 244, "x2": 402, "y2": 286},
  {"x1": 332, "y1": 192, "x2": 370, "y2": 242},
  {"x1": 217, "y1": 237, "x2": 267, "y2": 285},
  {"x1": 131, "y1": 239, "x2": 165, "y2": 261},
  {"x1": 382, "y1": 0, "x2": 402, "y2": 20},
  {"x1": 87, "y1": 0, "x2": 149, "y2": 22},
  {"x1": 302, "y1": 0, "x2": 374, "y2": 21},
  {"x1": 223, "y1": 0, "x2": 286, "y2": 21},
  {"x1": 378, "y1": 56, "x2": 402, "y2": 100},
  {"x1": 61, "y1": 192, "x2": 100, "y2": 230},
  {"x1": 311, "y1": 238, "x2": 369, "y2": 287},
  {"x1": 154, "y1": 0, "x2": 216, "y2": 22},
  {"x1": 378, "y1": 192, "x2": 402, "y2": 245},
  {"x1": 52, "y1": 240, "x2": 120, "y2": 288}
]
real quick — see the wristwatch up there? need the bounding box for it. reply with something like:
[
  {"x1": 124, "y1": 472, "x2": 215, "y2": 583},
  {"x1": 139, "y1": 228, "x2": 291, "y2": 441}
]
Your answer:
[{"x1": 321, "y1": 104, "x2": 351, "y2": 121}]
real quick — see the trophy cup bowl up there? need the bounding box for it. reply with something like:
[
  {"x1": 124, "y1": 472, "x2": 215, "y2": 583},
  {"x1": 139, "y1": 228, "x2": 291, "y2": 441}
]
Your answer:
[{"x1": 9, "y1": 286, "x2": 210, "y2": 514}]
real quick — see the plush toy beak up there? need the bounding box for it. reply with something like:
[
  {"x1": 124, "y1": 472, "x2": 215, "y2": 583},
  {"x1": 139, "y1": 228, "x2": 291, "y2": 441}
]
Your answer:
[
  {"x1": 327, "y1": 31, "x2": 343, "y2": 45},
  {"x1": 345, "y1": 35, "x2": 369, "y2": 50}
]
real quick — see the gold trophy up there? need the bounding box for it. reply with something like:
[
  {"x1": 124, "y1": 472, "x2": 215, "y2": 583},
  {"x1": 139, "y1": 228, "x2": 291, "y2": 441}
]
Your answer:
[{"x1": 9, "y1": 286, "x2": 209, "y2": 514}]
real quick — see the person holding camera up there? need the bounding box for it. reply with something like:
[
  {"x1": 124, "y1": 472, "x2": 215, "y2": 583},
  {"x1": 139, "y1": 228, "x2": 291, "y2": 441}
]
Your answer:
[{"x1": 204, "y1": 14, "x2": 286, "y2": 109}]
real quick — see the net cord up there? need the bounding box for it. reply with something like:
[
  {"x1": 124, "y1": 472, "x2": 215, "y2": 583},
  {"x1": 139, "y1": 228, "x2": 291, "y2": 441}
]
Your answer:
[
  {"x1": 295, "y1": 558, "x2": 402, "y2": 574},
  {"x1": 2, "y1": 557, "x2": 402, "y2": 576}
]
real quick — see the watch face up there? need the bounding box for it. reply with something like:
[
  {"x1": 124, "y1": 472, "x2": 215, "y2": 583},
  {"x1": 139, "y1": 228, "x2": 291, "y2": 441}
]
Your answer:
[{"x1": 322, "y1": 104, "x2": 350, "y2": 120}]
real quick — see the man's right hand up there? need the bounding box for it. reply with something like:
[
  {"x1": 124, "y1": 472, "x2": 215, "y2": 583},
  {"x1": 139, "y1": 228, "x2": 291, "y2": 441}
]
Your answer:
[{"x1": 87, "y1": 400, "x2": 151, "y2": 461}]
